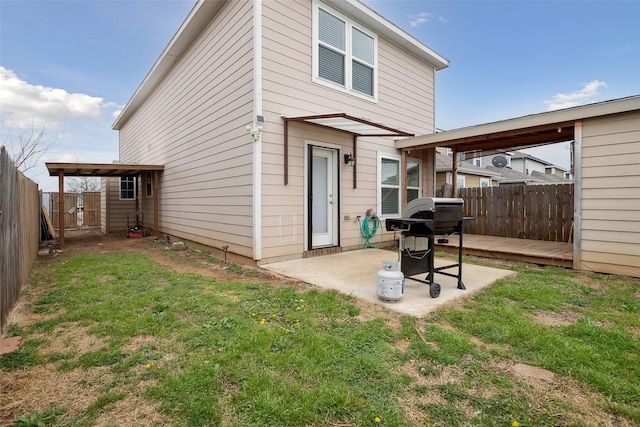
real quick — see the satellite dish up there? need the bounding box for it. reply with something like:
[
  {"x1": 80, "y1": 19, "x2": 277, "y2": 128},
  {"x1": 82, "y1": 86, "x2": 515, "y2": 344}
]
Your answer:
[{"x1": 492, "y1": 155, "x2": 508, "y2": 168}]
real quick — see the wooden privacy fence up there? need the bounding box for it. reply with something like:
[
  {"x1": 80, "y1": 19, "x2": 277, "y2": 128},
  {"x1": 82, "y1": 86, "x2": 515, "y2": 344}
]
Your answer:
[
  {"x1": 44, "y1": 191, "x2": 101, "y2": 228},
  {"x1": 51, "y1": 192, "x2": 79, "y2": 228},
  {"x1": 457, "y1": 184, "x2": 574, "y2": 242},
  {"x1": 0, "y1": 147, "x2": 40, "y2": 332},
  {"x1": 82, "y1": 191, "x2": 101, "y2": 226}
]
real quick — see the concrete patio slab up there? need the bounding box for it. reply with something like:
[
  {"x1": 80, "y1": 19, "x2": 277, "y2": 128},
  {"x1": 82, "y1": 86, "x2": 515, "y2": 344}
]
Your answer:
[{"x1": 263, "y1": 249, "x2": 515, "y2": 317}]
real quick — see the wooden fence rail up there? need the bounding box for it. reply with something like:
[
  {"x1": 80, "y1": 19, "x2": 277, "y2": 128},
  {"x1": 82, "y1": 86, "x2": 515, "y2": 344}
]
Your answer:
[
  {"x1": 455, "y1": 184, "x2": 574, "y2": 242},
  {"x1": 0, "y1": 147, "x2": 40, "y2": 332}
]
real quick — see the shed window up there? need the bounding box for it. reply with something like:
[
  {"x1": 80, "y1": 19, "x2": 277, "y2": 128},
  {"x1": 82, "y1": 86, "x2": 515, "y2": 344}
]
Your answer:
[
  {"x1": 120, "y1": 177, "x2": 136, "y2": 200},
  {"x1": 315, "y1": 2, "x2": 377, "y2": 99},
  {"x1": 146, "y1": 173, "x2": 153, "y2": 197}
]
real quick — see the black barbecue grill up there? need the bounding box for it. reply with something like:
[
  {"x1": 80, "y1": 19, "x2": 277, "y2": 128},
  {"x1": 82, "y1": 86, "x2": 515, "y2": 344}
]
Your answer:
[{"x1": 385, "y1": 197, "x2": 472, "y2": 298}]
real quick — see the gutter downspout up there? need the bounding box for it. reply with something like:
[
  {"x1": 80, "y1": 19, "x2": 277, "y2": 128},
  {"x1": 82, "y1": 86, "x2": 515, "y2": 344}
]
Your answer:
[{"x1": 252, "y1": 0, "x2": 263, "y2": 262}]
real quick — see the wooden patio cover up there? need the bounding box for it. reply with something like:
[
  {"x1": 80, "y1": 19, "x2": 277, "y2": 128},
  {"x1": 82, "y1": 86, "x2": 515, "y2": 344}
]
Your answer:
[{"x1": 45, "y1": 162, "x2": 164, "y2": 247}]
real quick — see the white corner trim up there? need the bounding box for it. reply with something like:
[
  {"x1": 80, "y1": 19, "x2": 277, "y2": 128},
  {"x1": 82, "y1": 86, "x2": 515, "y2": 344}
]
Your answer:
[
  {"x1": 572, "y1": 121, "x2": 582, "y2": 269},
  {"x1": 252, "y1": 0, "x2": 263, "y2": 261}
]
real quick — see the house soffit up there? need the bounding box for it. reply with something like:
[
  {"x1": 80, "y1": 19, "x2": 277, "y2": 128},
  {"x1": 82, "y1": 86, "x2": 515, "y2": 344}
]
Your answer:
[{"x1": 284, "y1": 113, "x2": 414, "y2": 137}]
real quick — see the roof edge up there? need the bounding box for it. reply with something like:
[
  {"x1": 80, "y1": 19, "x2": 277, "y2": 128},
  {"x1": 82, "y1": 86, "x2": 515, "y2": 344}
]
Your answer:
[
  {"x1": 112, "y1": 0, "x2": 227, "y2": 130},
  {"x1": 324, "y1": 0, "x2": 449, "y2": 70},
  {"x1": 397, "y1": 95, "x2": 640, "y2": 149}
]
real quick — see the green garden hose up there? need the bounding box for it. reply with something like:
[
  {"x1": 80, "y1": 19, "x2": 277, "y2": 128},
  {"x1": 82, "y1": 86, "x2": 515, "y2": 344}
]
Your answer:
[{"x1": 359, "y1": 211, "x2": 383, "y2": 249}]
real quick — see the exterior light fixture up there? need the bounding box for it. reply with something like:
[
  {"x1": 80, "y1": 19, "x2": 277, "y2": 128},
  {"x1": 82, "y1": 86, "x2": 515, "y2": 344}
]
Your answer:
[{"x1": 344, "y1": 153, "x2": 355, "y2": 166}]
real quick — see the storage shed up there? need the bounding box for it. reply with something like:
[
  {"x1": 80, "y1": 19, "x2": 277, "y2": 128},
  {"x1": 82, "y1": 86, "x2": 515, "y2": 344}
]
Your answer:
[{"x1": 396, "y1": 95, "x2": 640, "y2": 277}]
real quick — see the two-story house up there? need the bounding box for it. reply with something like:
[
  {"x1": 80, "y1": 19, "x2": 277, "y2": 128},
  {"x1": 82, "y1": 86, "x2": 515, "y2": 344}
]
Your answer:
[{"x1": 109, "y1": 0, "x2": 448, "y2": 264}]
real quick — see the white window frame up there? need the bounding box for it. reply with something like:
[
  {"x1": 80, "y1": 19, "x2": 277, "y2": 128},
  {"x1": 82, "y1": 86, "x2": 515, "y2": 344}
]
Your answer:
[
  {"x1": 377, "y1": 153, "x2": 421, "y2": 218},
  {"x1": 120, "y1": 176, "x2": 136, "y2": 200},
  {"x1": 456, "y1": 175, "x2": 466, "y2": 189},
  {"x1": 480, "y1": 177, "x2": 490, "y2": 188},
  {"x1": 312, "y1": 1, "x2": 378, "y2": 102}
]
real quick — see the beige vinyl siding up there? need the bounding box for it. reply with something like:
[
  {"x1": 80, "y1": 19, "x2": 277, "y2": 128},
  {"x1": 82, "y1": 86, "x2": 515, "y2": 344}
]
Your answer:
[
  {"x1": 579, "y1": 110, "x2": 640, "y2": 277},
  {"x1": 100, "y1": 178, "x2": 107, "y2": 234},
  {"x1": 102, "y1": 177, "x2": 136, "y2": 233},
  {"x1": 118, "y1": 1, "x2": 256, "y2": 258},
  {"x1": 259, "y1": 0, "x2": 437, "y2": 261}
]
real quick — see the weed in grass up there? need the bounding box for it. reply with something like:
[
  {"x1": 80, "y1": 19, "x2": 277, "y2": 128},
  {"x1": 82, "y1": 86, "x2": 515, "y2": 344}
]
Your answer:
[
  {"x1": 418, "y1": 403, "x2": 470, "y2": 425},
  {"x1": 77, "y1": 348, "x2": 125, "y2": 368},
  {"x1": 14, "y1": 406, "x2": 65, "y2": 427},
  {"x1": 437, "y1": 382, "x2": 469, "y2": 402},
  {"x1": 85, "y1": 391, "x2": 126, "y2": 416},
  {"x1": 225, "y1": 263, "x2": 244, "y2": 274},
  {"x1": 5, "y1": 323, "x2": 24, "y2": 336},
  {"x1": 0, "y1": 339, "x2": 43, "y2": 371}
]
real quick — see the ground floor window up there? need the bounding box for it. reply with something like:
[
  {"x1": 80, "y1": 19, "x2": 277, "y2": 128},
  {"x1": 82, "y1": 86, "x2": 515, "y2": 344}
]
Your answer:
[
  {"x1": 120, "y1": 176, "x2": 136, "y2": 200},
  {"x1": 378, "y1": 154, "x2": 421, "y2": 216},
  {"x1": 146, "y1": 173, "x2": 153, "y2": 197}
]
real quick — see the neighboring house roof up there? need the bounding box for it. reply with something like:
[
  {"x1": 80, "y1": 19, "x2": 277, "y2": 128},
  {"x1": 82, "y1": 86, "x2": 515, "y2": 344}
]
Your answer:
[
  {"x1": 436, "y1": 153, "x2": 501, "y2": 177},
  {"x1": 112, "y1": 0, "x2": 449, "y2": 130},
  {"x1": 530, "y1": 170, "x2": 572, "y2": 183},
  {"x1": 484, "y1": 165, "x2": 542, "y2": 184},
  {"x1": 510, "y1": 150, "x2": 553, "y2": 166},
  {"x1": 396, "y1": 95, "x2": 640, "y2": 154}
]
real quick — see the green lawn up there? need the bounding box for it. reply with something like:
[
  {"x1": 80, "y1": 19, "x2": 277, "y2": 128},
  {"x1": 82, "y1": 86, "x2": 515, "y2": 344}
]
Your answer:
[{"x1": 2, "y1": 245, "x2": 639, "y2": 426}]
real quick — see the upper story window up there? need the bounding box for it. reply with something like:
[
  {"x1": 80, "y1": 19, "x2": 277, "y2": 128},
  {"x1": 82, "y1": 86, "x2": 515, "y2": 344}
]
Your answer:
[{"x1": 314, "y1": 2, "x2": 377, "y2": 100}]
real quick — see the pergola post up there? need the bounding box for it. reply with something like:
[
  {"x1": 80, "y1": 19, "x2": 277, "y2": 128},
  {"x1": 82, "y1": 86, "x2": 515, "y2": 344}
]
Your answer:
[
  {"x1": 451, "y1": 147, "x2": 458, "y2": 197},
  {"x1": 401, "y1": 150, "x2": 408, "y2": 209},
  {"x1": 153, "y1": 170, "x2": 159, "y2": 234},
  {"x1": 58, "y1": 171, "x2": 65, "y2": 248}
]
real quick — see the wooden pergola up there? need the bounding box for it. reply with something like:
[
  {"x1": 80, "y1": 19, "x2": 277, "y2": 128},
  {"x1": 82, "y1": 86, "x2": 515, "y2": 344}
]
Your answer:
[{"x1": 45, "y1": 162, "x2": 165, "y2": 247}]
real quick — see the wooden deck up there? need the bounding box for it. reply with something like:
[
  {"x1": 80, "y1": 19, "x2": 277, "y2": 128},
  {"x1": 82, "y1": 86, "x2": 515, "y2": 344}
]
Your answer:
[{"x1": 435, "y1": 234, "x2": 574, "y2": 268}]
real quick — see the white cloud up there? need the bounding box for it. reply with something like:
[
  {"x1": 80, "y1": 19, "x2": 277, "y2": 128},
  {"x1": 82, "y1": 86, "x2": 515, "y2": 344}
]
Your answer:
[
  {"x1": 409, "y1": 11, "x2": 446, "y2": 27},
  {"x1": 0, "y1": 66, "x2": 104, "y2": 129},
  {"x1": 544, "y1": 80, "x2": 608, "y2": 111}
]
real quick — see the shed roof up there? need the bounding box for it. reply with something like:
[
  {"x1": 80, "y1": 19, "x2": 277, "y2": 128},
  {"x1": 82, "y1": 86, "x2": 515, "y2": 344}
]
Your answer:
[
  {"x1": 46, "y1": 163, "x2": 164, "y2": 177},
  {"x1": 396, "y1": 95, "x2": 640, "y2": 155}
]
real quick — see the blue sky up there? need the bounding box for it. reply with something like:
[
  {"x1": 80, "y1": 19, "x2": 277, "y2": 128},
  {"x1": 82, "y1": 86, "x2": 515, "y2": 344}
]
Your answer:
[{"x1": 1, "y1": 0, "x2": 639, "y2": 191}]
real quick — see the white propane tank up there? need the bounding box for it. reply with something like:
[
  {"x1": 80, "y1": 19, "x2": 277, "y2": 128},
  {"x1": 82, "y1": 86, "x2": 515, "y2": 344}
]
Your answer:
[{"x1": 376, "y1": 260, "x2": 405, "y2": 301}]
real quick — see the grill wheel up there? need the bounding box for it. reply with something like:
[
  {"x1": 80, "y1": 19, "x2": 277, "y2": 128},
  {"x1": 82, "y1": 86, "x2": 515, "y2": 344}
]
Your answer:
[{"x1": 429, "y1": 282, "x2": 441, "y2": 298}]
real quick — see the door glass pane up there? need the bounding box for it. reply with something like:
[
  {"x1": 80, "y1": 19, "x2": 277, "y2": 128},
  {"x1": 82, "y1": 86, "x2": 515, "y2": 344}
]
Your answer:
[
  {"x1": 407, "y1": 189, "x2": 419, "y2": 203},
  {"x1": 312, "y1": 156, "x2": 328, "y2": 233}
]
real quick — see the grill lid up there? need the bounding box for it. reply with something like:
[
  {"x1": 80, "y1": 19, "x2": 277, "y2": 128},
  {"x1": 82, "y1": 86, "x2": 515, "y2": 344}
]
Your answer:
[{"x1": 403, "y1": 197, "x2": 463, "y2": 217}]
